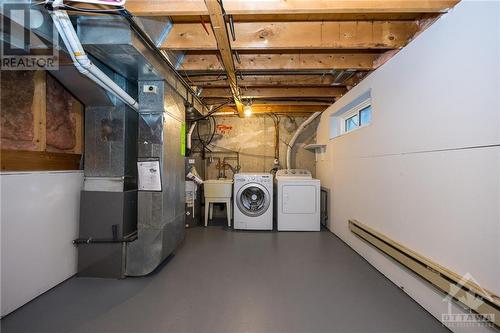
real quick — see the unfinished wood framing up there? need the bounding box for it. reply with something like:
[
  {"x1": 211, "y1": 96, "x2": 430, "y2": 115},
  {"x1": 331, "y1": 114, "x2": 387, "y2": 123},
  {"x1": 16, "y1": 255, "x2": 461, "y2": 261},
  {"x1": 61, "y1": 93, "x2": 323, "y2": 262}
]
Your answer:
[
  {"x1": 180, "y1": 53, "x2": 378, "y2": 71},
  {"x1": 218, "y1": 104, "x2": 329, "y2": 114},
  {"x1": 72, "y1": 102, "x2": 84, "y2": 155},
  {"x1": 0, "y1": 150, "x2": 81, "y2": 171},
  {"x1": 204, "y1": 0, "x2": 244, "y2": 116},
  {"x1": 0, "y1": 70, "x2": 84, "y2": 170},
  {"x1": 149, "y1": 1, "x2": 461, "y2": 113},
  {"x1": 32, "y1": 71, "x2": 47, "y2": 151},
  {"x1": 170, "y1": 13, "x2": 441, "y2": 23},
  {"x1": 186, "y1": 73, "x2": 366, "y2": 87},
  {"x1": 126, "y1": 0, "x2": 459, "y2": 16},
  {"x1": 202, "y1": 86, "x2": 346, "y2": 99},
  {"x1": 163, "y1": 21, "x2": 419, "y2": 50}
]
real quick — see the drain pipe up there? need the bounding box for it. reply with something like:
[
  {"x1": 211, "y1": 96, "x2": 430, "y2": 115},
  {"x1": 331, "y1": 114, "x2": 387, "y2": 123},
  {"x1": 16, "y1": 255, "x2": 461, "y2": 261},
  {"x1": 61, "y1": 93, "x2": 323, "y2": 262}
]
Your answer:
[
  {"x1": 48, "y1": 3, "x2": 139, "y2": 111},
  {"x1": 286, "y1": 112, "x2": 322, "y2": 169}
]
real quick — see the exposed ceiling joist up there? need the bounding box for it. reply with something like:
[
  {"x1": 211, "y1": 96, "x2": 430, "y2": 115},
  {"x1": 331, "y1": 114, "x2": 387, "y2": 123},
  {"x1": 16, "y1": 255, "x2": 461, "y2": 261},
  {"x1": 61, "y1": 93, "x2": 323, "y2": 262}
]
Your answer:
[
  {"x1": 179, "y1": 53, "x2": 378, "y2": 71},
  {"x1": 188, "y1": 73, "x2": 367, "y2": 87},
  {"x1": 170, "y1": 13, "x2": 440, "y2": 23},
  {"x1": 204, "y1": 0, "x2": 244, "y2": 116},
  {"x1": 162, "y1": 21, "x2": 419, "y2": 50},
  {"x1": 202, "y1": 98, "x2": 335, "y2": 106},
  {"x1": 123, "y1": 1, "x2": 460, "y2": 115},
  {"x1": 218, "y1": 104, "x2": 329, "y2": 115},
  {"x1": 202, "y1": 86, "x2": 346, "y2": 99},
  {"x1": 126, "y1": 0, "x2": 459, "y2": 16}
]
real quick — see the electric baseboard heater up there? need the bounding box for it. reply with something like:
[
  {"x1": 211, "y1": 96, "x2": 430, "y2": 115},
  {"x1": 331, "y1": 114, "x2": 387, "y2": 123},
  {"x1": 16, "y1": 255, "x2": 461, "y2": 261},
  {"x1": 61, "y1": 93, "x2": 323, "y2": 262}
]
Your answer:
[{"x1": 349, "y1": 220, "x2": 500, "y2": 329}]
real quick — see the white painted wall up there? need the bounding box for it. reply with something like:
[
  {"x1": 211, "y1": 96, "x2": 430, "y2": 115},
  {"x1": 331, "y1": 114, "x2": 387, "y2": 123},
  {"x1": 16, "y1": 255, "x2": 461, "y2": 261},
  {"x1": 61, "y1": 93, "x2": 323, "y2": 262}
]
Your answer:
[
  {"x1": 316, "y1": 2, "x2": 499, "y2": 332},
  {"x1": 0, "y1": 171, "x2": 83, "y2": 317}
]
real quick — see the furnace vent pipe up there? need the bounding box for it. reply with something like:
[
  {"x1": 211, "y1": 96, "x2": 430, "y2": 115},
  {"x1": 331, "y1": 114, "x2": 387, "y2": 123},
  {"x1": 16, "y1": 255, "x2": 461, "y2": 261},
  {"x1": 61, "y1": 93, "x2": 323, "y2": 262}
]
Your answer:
[
  {"x1": 49, "y1": 6, "x2": 139, "y2": 111},
  {"x1": 286, "y1": 111, "x2": 322, "y2": 169},
  {"x1": 187, "y1": 122, "x2": 197, "y2": 151}
]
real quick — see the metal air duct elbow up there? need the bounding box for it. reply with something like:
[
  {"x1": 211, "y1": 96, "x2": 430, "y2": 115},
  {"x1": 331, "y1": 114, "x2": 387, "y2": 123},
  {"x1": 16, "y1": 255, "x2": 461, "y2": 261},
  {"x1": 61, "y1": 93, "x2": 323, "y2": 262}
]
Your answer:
[{"x1": 286, "y1": 112, "x2": 322, "y2": 169}]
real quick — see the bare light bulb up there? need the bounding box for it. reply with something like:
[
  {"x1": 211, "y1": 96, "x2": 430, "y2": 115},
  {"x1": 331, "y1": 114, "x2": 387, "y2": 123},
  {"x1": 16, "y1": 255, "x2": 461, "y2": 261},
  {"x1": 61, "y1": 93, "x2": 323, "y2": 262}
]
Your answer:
[{"x1": 243, "y1": 104, "x2": 252, "y2": 117}]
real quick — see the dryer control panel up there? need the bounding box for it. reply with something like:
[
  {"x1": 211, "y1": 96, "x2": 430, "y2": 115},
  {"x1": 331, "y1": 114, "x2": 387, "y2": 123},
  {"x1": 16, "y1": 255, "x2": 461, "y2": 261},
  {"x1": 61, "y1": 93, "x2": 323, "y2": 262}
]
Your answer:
[{"x1": 276, "y1": 169, "x2": 312, "y2": 178}]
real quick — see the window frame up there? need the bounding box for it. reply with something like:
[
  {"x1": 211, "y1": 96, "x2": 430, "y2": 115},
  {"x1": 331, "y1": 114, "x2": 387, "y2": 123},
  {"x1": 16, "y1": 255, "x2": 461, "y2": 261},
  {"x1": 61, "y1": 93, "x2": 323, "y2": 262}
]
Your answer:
[
  {"x1": 329, "y1": 90, "x2": 372, "y2": 140},
  {"x1": 340, "y1": 99, "x2": 372, "y2": 134}
]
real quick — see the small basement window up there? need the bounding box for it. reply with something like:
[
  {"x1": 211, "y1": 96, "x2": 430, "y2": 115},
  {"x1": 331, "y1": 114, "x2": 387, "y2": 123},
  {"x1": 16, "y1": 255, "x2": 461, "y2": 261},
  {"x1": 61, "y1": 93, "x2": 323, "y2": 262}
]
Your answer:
[
  {"x1": 344, "y1": 104, "x2": 372, "y2": 133},
  {"x1": 330, "y1": 90, "x2": 371, "y2": 139}
]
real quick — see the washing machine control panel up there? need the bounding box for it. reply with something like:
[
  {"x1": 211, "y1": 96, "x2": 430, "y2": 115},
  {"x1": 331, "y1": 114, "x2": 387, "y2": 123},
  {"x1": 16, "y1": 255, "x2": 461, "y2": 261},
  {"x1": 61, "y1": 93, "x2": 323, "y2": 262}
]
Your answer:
[{"x1": 235, "y1": 174, "x2": 273, "y2": 183}]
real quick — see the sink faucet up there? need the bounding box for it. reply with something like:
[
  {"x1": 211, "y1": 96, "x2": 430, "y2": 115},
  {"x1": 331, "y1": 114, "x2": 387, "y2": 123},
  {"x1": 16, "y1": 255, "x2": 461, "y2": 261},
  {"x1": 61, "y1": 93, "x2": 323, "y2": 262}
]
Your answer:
[
  {"x1": 216, "y1": 157, "x2": 240, "y2": 179},
  {"x1": 222, "y1": 162, "x2": 238, "y2": 176}
]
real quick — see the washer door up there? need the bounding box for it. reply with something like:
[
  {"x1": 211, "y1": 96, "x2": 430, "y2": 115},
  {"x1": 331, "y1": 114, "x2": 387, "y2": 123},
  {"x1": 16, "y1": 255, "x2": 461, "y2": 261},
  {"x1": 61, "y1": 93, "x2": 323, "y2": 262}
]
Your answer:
[{"x1": 236, "y1": 183, "x2": 271, "y2": 217}]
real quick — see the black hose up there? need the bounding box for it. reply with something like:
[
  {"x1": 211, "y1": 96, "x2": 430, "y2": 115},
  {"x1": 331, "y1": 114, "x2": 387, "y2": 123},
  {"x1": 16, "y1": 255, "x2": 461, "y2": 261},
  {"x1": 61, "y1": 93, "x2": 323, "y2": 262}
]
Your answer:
[
  {"x1": 190, "y1": 100, "x2": 231, "y2": 122},
  {"x1": 207, "y1": 116, "x2": 217, "y2": 146},
  {"x1": 196, "y1": 116, "x2": 216, "y2": 153}
]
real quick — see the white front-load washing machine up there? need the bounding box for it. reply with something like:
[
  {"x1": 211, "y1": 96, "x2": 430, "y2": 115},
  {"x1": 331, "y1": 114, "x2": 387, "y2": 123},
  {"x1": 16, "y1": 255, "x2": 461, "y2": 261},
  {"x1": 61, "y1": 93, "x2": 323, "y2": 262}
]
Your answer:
[
  {"x1": 233, "y1": 173, "x2": 273, "y2": 230},
  {"x1": 276, "y1": 169, "x2": 320, "y2": 231}
]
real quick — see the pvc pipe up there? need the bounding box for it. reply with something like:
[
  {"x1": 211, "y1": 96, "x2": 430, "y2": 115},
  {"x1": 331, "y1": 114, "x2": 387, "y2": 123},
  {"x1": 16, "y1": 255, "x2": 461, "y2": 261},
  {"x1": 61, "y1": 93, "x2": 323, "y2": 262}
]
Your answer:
[
  {"x1": 187, "y1": 123, "x2": 196, "y2": 151},
  {"x1": 286, "y1": 111, "x2": 322, "y2": 169},
  {"x1": 49, "y1": 9, "x2": 139, "y2": 111}
]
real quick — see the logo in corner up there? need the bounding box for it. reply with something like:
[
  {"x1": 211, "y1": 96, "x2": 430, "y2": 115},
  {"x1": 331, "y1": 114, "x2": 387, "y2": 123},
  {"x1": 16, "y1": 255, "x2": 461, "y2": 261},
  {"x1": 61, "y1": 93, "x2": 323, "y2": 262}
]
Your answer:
[
  {"x1": 1, "y1": 2, "x2": 59, "y2": 70},
  {"x1": 441, "y1": 272, "x2": 496, "y2": 328}
]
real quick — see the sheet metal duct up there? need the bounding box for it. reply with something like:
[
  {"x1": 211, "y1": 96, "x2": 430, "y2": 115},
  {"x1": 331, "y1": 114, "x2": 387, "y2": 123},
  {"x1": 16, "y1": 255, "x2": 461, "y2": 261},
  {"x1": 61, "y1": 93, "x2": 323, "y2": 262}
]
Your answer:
[
  {"x1": 77, "y1": 16, "x2": 204, "y2": 118},
  {"x1": 76, "y1": 16, "x2": 188, "y2": 276},
  {"x1": 134, "y1": 16, "x2": 172, "y2": 48},
  {"x1": 0, "y1": 11, "x2": 191, "y2": 277},
  {"x1": 84, "y1": 73, "x2": 138, "y2": 190},
  {"x1": 78, "y1": 72, "x2": 139, "y2": 278},
  {"x1": 49, "y1": 63, "x2": 115, "y2": 107},
  {"x1": 126, "y1": 80, "x2": 186, "y2": 276}
]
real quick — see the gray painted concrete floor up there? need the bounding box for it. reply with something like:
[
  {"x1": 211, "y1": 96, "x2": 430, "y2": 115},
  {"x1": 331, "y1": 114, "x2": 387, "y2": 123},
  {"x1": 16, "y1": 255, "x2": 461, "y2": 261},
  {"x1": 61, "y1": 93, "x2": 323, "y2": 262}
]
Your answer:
[{"x1": 1, "y1": 226, "x2": 450, "y2": 333}]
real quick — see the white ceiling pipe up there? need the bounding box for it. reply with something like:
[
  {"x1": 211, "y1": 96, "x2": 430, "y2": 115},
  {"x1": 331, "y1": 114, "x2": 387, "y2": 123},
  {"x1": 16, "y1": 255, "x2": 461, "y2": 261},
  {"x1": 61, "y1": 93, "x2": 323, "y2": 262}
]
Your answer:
[
  {"x1": 186, "y1": 122, "x2": 197, "y2": 151},
  {"x1": 286, "y1": 111, "x2": 322, "y2": 169},
  {"x1": 50, "y1": 14, "x2": 112, "y2": 92},
  {"x1": 49, "y1": 7, "x2": 139, "y2": 111}
]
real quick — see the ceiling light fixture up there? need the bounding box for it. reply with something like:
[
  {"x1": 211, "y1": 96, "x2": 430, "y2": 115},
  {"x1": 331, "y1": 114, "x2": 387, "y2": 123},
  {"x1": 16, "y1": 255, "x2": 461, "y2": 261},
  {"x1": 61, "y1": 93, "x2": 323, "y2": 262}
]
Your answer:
[{"x1": 243, "y1": 101, "x2": 253, "y2": 117}]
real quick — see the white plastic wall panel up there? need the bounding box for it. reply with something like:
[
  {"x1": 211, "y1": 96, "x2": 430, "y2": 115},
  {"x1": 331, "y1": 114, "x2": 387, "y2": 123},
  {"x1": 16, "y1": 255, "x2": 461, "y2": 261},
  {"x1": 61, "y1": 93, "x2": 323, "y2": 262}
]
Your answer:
[
  {"x1": 315, "y1": 2, "x2": 499, "y2": 332},
  {"x1": 0, "y1": 171, "x2": 83, "y2": 316}
]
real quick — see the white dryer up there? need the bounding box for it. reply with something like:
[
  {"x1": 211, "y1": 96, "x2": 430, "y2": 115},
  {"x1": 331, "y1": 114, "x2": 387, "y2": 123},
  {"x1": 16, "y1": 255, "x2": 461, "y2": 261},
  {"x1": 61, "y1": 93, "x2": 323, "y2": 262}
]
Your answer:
[
  {"x1": 276, "y1": 169, "x2": 320, "y2": 231},
  {"x1": 233, "y1": 173, "x2": 273, "y2": 230}
]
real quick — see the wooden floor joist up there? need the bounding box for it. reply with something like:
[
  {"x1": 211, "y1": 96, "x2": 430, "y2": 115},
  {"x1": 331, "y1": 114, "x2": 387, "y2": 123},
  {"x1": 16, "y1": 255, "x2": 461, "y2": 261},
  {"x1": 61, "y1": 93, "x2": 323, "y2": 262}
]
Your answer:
[
  {"x1": 186, "y1": 73, "x2": 367, "y2": 87},
  {"x1": 218, "y1": 104, "x2": 329, "y2": 115},
  {"x1": 169, "y1": 13, "x2": 442, "y2": 23},
  {"x1": 126, "y1": 0, "x2": 459, "y2": 16},
  {"x1": 130, "y1": 0, "x2": 460, "y2": 114},
  {"x1": 179, "y1": 53, "x2": 378, "y2": 71},
  {"x1": 162, "y1": 21, "x2": 419, "y2": 50},
  {"x1": 204, "y1": 0, "x2": 244, "y2": 116},
  {"x1": 201, "y1": 86, "x2": 346, "y2": 99}
]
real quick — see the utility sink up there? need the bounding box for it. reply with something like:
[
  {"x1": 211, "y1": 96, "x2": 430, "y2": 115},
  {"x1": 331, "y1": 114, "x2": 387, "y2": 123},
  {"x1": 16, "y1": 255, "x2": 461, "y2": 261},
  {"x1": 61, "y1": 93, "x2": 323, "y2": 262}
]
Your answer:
[{"x1": 204, "y1": 179, "x2": 233, "y2": 198}]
